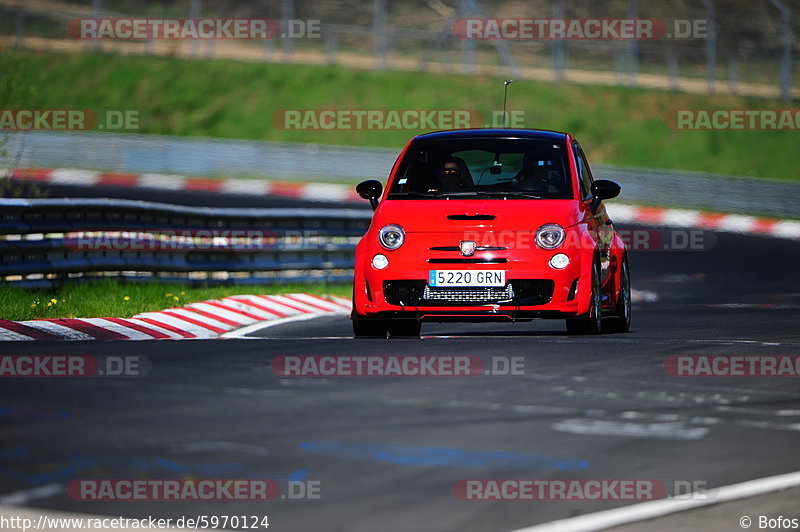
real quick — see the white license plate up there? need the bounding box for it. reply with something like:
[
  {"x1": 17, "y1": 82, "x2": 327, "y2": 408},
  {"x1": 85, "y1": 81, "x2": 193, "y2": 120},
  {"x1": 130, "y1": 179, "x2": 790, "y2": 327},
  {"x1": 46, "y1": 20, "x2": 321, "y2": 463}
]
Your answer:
[{"x1": 428, "y1": 270, "x2": 506, "y2": 287}]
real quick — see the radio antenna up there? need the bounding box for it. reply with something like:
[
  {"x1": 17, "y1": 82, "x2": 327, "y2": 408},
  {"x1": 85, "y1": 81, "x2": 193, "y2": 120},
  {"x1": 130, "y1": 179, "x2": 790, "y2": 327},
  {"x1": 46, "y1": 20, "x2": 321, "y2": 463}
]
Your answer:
[{"x1": 502, "y1": 79, "x2": 514, "y2": 129}]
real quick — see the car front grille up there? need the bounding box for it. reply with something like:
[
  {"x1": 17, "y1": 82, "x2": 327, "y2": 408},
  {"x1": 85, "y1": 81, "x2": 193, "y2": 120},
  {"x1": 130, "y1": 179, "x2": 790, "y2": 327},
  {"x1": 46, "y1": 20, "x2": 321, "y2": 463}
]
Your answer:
[
  {"x1": 383, "y1": 280, "x2": 554, "y2": 307},
  {"x1": 422, "y1": 284, "x2": 514, "y2": 303}
]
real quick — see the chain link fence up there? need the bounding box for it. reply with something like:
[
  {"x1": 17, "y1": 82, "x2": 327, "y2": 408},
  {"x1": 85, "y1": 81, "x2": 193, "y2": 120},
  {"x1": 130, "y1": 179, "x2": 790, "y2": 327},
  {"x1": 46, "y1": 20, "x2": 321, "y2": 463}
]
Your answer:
[{"x1": 1, "y1": 0, "x2": 797, "y2": 100}]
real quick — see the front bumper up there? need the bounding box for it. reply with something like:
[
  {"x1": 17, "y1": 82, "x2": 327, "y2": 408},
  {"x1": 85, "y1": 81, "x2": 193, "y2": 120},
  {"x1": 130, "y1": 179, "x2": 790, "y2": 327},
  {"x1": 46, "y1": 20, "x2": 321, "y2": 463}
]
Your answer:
[{"x1": 356, "y1": 261, "x2": 587, "y2": 322}]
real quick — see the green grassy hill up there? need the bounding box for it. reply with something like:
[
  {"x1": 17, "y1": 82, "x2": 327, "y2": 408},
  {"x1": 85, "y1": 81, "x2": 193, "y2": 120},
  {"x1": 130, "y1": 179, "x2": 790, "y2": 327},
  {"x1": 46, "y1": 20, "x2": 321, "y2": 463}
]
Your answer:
[{"x1": 4, "y1": 48, "x2": 798, "y2": 181}]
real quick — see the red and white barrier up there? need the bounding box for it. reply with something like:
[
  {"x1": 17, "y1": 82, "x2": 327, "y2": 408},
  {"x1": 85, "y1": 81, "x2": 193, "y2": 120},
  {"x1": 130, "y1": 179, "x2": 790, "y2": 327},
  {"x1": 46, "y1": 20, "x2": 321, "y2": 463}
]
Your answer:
[{"x1": 0, "y1": 293, "x2": 352, "y2": 341}]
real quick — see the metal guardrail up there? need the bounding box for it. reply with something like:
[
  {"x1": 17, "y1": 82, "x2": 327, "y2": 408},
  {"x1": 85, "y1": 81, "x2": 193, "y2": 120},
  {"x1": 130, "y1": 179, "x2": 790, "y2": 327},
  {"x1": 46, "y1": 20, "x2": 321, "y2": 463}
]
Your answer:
[
  {"x1": 6, "y1": 132, "x2": 800, "y2": 218},
  {"x1": 0, "y1": 198, "x2": 372, "y2": 288}
]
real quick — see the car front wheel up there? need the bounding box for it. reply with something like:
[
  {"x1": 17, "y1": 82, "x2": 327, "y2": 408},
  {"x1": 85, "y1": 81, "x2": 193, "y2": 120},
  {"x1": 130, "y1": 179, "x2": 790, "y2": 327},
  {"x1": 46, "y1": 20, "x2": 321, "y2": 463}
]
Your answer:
[
  {"x1": 388, "y1": 320, "x2": 421, "y2": 338},
  {"x1": 605, "y1": 255, "x2": 631, "y2": 334},
  {"x1": 566, "y1": 259, "x2": 603, "y2": 335},
  {"x1": 352, "y1": 314, "x2": 388, "y2": 338}
]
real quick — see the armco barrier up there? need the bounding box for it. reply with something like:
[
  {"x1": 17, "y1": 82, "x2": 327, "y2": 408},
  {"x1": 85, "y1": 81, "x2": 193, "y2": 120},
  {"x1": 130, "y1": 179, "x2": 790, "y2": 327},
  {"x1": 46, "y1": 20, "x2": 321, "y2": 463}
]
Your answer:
[{"x1": 0, "y1": 198, "x2": 372, "y2": 288}]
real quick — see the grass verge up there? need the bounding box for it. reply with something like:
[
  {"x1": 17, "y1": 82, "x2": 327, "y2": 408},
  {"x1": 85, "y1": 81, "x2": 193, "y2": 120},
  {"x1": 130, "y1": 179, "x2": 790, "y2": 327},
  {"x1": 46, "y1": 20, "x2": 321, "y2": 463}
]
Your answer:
[
  {"x1": 0, "y1": 279, "x2": 352, "y2": 321},
  {"x1": 4, "y1": 48, "x2": 800, "y2": 181}
]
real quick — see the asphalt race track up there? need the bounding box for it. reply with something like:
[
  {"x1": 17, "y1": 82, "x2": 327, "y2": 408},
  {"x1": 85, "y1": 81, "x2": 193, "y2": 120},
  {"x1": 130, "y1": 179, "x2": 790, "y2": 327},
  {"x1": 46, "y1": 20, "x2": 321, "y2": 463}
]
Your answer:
[{"x1": 1, "y1": 191, "x2": 799, "y2": 531}]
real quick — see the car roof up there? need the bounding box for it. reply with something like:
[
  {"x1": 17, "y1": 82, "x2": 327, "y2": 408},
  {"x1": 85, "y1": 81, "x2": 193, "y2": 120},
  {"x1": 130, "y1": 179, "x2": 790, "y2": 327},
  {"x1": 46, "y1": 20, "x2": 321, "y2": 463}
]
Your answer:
[{"x1": 413, "y1": 128, "x2": 569, "y2": 142}]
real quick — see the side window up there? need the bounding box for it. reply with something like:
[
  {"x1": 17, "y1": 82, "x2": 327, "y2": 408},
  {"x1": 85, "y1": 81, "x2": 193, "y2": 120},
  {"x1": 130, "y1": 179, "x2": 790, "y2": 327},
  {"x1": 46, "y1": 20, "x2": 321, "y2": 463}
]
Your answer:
[{"x1": 573, "y1": 144, "x2": 594, "y2": 199}]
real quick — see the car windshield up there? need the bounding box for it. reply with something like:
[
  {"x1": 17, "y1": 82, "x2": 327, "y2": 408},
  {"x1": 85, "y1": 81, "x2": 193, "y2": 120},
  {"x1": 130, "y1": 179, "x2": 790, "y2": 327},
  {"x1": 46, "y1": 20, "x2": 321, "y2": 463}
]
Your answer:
[{"x1": 388, "y1": 138, "x2": 572, "y2": 200}]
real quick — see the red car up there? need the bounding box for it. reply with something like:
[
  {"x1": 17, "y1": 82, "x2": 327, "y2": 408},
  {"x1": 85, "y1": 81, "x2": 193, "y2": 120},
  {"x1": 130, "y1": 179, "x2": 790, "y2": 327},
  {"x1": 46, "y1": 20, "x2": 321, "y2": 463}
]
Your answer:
[{"x1": 351, "y1": 129, "x2": 631, "y2": 338}]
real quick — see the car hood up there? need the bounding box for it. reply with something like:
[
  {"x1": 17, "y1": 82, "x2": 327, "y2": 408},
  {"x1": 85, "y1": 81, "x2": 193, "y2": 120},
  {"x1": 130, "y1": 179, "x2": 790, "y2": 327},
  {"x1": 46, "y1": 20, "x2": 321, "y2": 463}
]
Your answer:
[{"x1": 372, "y1": 199, "x2": 587, "y2": 233}]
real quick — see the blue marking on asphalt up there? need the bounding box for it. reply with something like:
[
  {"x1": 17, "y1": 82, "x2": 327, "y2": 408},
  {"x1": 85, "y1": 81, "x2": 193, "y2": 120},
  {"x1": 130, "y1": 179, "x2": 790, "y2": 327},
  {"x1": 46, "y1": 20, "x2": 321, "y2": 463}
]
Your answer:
[
  {"x1": 0, "y1": 450, "x2": 309, "y2": 485},
  {"x1": 0, "y1": 407, "x2": 68, "y2": 420},
  {"x1": 298, "y1": 442, "x2": 590, "y2": 471},
  {"x1": 0, "y1": 447, "x2": 28, "y2": 460}
]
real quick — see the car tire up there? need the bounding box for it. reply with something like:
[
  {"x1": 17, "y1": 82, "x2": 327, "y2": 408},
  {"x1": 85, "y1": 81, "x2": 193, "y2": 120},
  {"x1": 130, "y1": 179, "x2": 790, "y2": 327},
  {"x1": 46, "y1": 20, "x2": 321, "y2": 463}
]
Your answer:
[
  {"x1": 387, "y1": 320, "x2": 421, "y2": 338},
  {"x1": 352, "y1": 314, "x2": 388, "y2": 338},
  {"x1": 566, "y1": 259, "x2": 603, "y2": 335},
  {"x1": 605, "y1": 255, "x2": 632, "y2": 334}
]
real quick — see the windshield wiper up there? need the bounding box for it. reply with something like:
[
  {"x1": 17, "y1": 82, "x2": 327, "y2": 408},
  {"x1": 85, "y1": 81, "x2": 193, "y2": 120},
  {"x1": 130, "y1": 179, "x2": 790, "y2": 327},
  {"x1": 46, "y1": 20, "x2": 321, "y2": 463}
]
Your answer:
[
  {"x1": 388, "y1": 191, "x2": 440, "y2": 198},
  {"x1": 469, "y1": 191, "x2": 545, "y2": 199}
]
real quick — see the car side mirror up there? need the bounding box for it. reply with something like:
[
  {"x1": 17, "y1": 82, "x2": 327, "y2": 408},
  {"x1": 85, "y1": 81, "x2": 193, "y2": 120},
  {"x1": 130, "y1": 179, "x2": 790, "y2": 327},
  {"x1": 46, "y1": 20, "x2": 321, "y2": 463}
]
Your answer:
[
  {"x1": 356, "y1": 180, "x2": 383, "y2": 211},
  {"x1": 590, "y1": 180, "x2": 621, "y2": 212}
]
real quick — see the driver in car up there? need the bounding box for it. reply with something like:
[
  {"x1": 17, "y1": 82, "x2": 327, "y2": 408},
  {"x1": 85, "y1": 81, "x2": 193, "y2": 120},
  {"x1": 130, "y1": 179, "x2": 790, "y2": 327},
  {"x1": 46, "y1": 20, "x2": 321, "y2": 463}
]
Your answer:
[{"x1": 428, "y1": 158, "x2": 466, "y2": 193}]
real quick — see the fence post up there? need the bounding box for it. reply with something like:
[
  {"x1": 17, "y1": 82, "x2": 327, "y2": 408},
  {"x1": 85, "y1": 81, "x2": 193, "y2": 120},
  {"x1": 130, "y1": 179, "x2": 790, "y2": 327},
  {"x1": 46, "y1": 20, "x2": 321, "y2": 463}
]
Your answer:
[
  {"x1": 323, "y1": 27, "x2": 337, "y2": 64},
  {"x1": 768, "y1": 0, "x2": 793, "y2": 104},
  {"x1": 728, "y1": 52, "x2": 739, "y2": 94},
  {"x1": 460, "y1": 0, "x2": 476, "y2": 74},
  {"x1": 373, "y1": 0, "x2": 388, "y2": 69},
  {"x1": 667, "y1": 45, "x2": 679, "y2": 91},
  {"x1": 552, "y1": 0, "x2": 565, "y2": 81},
  {"x1": 91, "y1": 0, "x2": 102, "y2": 51},
  {"x1": 626, "y1": 0, "x2": 639, "y2": 86},
  {"x1": 702, "y1": 0, "x2": 717, "y2": 94},
  {"x1": 281, "y1": 0, "x2": 295, "y2": 61},
  {"x1": 189, "y1": 0, "x2": 200, "y2": 59}
]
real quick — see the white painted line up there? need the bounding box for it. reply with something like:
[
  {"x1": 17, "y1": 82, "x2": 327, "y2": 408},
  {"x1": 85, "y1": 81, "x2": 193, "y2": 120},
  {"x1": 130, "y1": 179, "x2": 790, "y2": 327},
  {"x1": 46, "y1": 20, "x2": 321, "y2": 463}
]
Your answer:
[
  {"x1": 220, "y1": 178, "x2": 270, "y2": 195},
  {"x1": 301, "y1": 183, "x2": 352, "y2": 202},
  {"x1": 125, "y1": 318, "x2": 187, "y2": 339},
  {"x1": 164, "y1": 308, "x2": 234, "y2": 331},
  {"x1": 20, "y1": 320, "x2": 94, "y2": 340},
  {"x1": 222, "y1": 312, "x2": 336, "y2": 338},
  {"x1": 660, "y1": 208, "x2": 702, "y2": 228},
  {"x1": 169, "y1": 441, "x2": 271, "y2": 456},
  {"x1": 240, "y1": 295, "x2": 304, "y2": 315},
  {"x1": 509, "y1": 469, "x2": 800, "y2": 532},
  {"x1": 132, "y1": 312, "x2": 217, "y2": 337},
  {"x1": 187, "y1": 302, "x2": 258, "y2": 326},
  {"x1": 551, "y1": 419, "x2": 709, "y2": 440},
  {"x1": 263, "y1": 294, "x2": 325, "y2": 313},
  {"x1": 604, "y1": 204, "x2": 640, "y2": 223},
  {"x1": 218, "y1": 298, "x2": 284, "y2": 320},
  {"x1": 718, "y1": 214, "x2": 757, "y2": 233},
  {"x1": 773, "y1": 220, "x2": 800, "y2": 239},
  {"x1": 0, "y1": 328, "x2": 34, "y2": 341},
  {"x1": 329, "y1": 296, "x2": 354, "y2": 310},
  {"x1": 49, "y1": 168, "x2": 99, "y2": 186},
  {"x1": 286, "y1": 293, "x2": 349, "y2": 312},
  {"x1": 82, "y1": 318, "x2": 155, "y2": 340},
  {"x1": 138, "y1": 173, "x2": 187, "y2": 190},
  {"x1": 630, "y1": 289, "x2": 659, "y2": 303}
]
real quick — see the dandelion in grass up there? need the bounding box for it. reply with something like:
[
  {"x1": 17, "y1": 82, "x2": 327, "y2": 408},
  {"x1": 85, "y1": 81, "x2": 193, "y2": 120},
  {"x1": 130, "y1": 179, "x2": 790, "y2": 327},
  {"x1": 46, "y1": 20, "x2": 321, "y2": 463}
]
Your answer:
[{"x1": 123, "y1": 296, "x2": 131, "y2": 301}]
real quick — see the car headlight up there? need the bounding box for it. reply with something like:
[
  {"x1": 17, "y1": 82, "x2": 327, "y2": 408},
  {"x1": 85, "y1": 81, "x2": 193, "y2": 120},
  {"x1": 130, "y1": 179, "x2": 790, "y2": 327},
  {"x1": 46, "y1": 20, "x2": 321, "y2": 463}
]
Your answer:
[
  {"x1": 379, "y1": 224, "x2": 405, "y2": 250},
  {"x1": 372, "y1": 254, "x2": 389, "y2": 270},
  {"x1": 536, "y1": 224, "x2": 565, "y2": 250}
]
